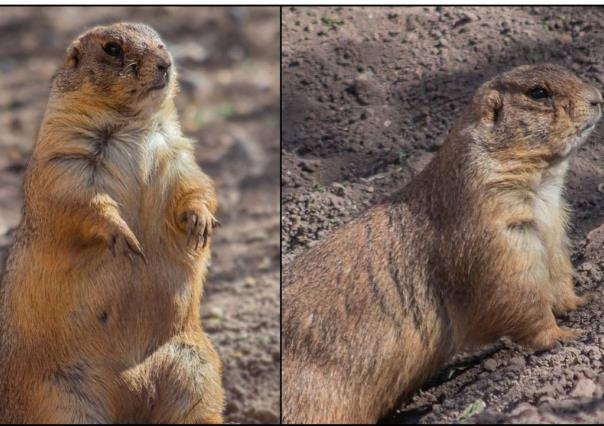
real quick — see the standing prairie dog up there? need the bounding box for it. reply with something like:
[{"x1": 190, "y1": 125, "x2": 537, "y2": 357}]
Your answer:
[
  {"x1": 0, "y1": 23, "x2": 224, "y2": 423},
  {"x1": 283, "y1": 64, "x2": 602, "y2": 424}
]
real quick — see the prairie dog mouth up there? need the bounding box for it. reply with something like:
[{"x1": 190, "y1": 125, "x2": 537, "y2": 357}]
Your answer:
[
  {"x1": 147, "y1": 72, "x2": 170, "y2": 94},
  {"x1": 563, "y1": 117, "x2": 600, "y2": 157},
  {"x1": 146, "y1": 79, "x2": 168, "y2": 96},
  {"x1": 578, "y1": 110, "x2": 601, "y2": 136},
  {"x1": 580, "y1": 122, "x2": 596, "y2": 135},
  {"x1": 149, "y1": 82, "x2": 167, "y2": 91}
]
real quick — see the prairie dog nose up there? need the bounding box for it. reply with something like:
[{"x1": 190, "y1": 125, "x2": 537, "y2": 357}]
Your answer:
[
  {"x1": 586, "y1": 86, "x2": 603, "y2": 107},
  {"x1": 157, "y1": 58, "x2": 172, "y2": 72}
]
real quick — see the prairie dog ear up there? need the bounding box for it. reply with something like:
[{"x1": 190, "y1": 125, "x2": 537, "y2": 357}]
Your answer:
[
  {"x1": 64, "y1": 41, "x2": 81, "y2": 69},
  {"x1": 482, "y1": 89, "x2": 503, "y2": 124}
]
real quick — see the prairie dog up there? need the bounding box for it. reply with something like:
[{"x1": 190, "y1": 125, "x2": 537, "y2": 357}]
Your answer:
[
  {"x1": 0, "y1": 23, "x2": 224, "y2": 423},
  {"x1": 283, "y1": 64, "x2": 602, "y2": 424}
]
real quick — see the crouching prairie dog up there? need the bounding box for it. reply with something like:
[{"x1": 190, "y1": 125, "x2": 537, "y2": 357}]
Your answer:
[
  {"x1": 0, "y1": 23, "x2": 224, "y2": 423},
  {"x1": 283, "y1": 64, "x2": 602, "y2": 424}
]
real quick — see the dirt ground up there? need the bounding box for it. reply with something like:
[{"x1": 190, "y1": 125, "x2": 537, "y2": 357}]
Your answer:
[
  {"x1": 282, "y1": 6, "x2": 604, "y2": 424},
  {"x1": 0, "y1": 6, "x2": 279, "y2": 424}
]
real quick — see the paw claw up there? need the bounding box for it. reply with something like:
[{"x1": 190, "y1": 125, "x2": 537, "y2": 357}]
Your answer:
[
  {"x1": 110, "y1": 235, "x2": 117, "y2": 257},
  {"x1": 195, "y1": 233, "x2": 202, "y2": 250},
  {"x1": 106, "y1": 223, "x2": 144, "y2": 263},
  {"x1": 523, "y1": 325, "x2": 581, "y2": 352},
  {"x1": 202, "y1": 225, "x2": 209, "y2": 249},
  {"x1": 179, "y1": 206, "x2": 216, "y2": 251}
]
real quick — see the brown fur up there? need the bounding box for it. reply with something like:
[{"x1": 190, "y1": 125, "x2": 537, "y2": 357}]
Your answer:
[
  {"x1": 0, "y1": 23, "x2": 224, "y2": 423},
  {"x1": 282, "y1": 64, "x2": 602, "y2": 424}
]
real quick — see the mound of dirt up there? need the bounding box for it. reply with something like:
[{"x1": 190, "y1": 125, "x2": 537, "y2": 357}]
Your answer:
[
  {"x1": 282, "y1": 6, "x2": 604, "y2": 423},
  {"x1": 0, "y1": 6, "x2": 279, "y2": 424}
]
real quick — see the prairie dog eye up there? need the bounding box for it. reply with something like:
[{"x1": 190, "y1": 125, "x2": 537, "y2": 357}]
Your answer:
[
  {"x1": 103, "y1": 42, "x2": 123, "y2": 57},
  {"x1": 528, "y1": 86, "x2": 550, "y2": 100}
]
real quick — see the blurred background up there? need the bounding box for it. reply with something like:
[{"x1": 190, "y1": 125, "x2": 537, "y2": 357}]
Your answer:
[{"x1": 0, "y1": 6, "x2": 279, "y2": 424}]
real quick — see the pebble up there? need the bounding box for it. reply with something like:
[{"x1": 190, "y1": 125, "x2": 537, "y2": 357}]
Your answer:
[
  {"x1": 405, "y1": 32, "x2": 419, "y2": 43},
  {"x1": 579, "y1": 262, "x2": 594, "y2": 272},
  {"x1": 510, "y1": 402, "x2": 538, "y2": 417},
  {"x1": 331, "y1": 182, "x2": 347, "y2": 196},
  {"x1": 245, "y1": 407, "x2": 279, "y2": 423},
  {"x1": 463, "y1": 11, "x2": 478, "y2": 22},
  {"x1": 508, "y1": 356, "x2": 526, "y2": 369},
  {"x1": 300, "y1": 161, "x2": 315, "y2": 173},
  {"x1": 570, "y1": 378, "x2": 597, "y2": 398},
  {"x1": 483, "y1": 358, "x2": 498, "y2": 371},
  {"x1": 208, "y1": 307, "x2": 223, "y2": 319},
  {"x1": 539, "y1": 384, "x2": 556, "y2": 396}
]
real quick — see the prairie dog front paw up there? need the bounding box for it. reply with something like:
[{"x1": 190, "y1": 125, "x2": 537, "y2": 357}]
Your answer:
[
  {"x1": 104, "y1": 216, "x2": 146, "y2": 262},
  {"x1": 178, "y1": 203, "x2": 219, "y2": 250}
]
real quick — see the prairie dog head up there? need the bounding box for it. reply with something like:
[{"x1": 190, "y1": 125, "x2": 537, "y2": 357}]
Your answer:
[
  {"x1": 467, "y1": 64, "x2": 602, "y2": 162},
  {"x1": 52, "y1": 22, "x2": 176, "y2": 117}
]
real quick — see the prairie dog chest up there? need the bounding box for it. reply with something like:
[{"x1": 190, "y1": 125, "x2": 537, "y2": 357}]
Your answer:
[
  {"x1": 97, "y1": 126, "x2": 175, "y2": 212},
  {"x1": 532, "y1": 160, "x2": 569, "y2": 233},
  {"x1": 499, "y1": 160, "x2": 569, "y2": 258}
]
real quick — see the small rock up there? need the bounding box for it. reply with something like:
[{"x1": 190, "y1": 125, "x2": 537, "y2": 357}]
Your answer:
[
  {"x1": 331, "y1": 183, "x2": 346, "y2": 197},
  {"x1": 257, "y1": 257, "x2": 271, "y2": 270},
  {"x1": 538, "y1": 384, "x2": 556, "y2": 396},
  {"x1": 208, "y1": 307, "x2": 223, "y2": 319},
  {"x1": 365, "y1": 186, "x2": 375, "y2": 193},
  {"x1": 405, "y1": 32, "x2": 419, "y2": 43},
  {"x1": 245, "y1": 407, "x2": 279, "y2": 423},
  {"x1": 582, "y1": 368, "x2": 597, "y2": 379},
  {"x1": 510, "y1": 402, "x2": 538, "y2": 418},
  {"x1": 300, "y1": 161, "x2": 315, "y2": 173},
  {"x1": 557, "y1": 398, "x2": 578, "y2": 411},
  {"x1": 347, "y1": 71, "x2": 385, "y2": 106},
  {"x1": 384, "y1": 120, "x2": 392, "y2": 127},
  {"x1": 204, "y1": 317, "x2": 223, "y2": 332},
  {"x1": 453, "y1": 15, "x2": 472, "y2": 28},
  {"x1": 463, "y1": 11, "x2": 478, "y2": 22},
  {"x1": 509, "y1": 356, "x2": 526, "y2": 368},
  {"x1": 570, "y1": 378, "x2": 597, "y2": 398},
  {"x1": 483, "y1": 358, "x2": 498, "y2": 371}
]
